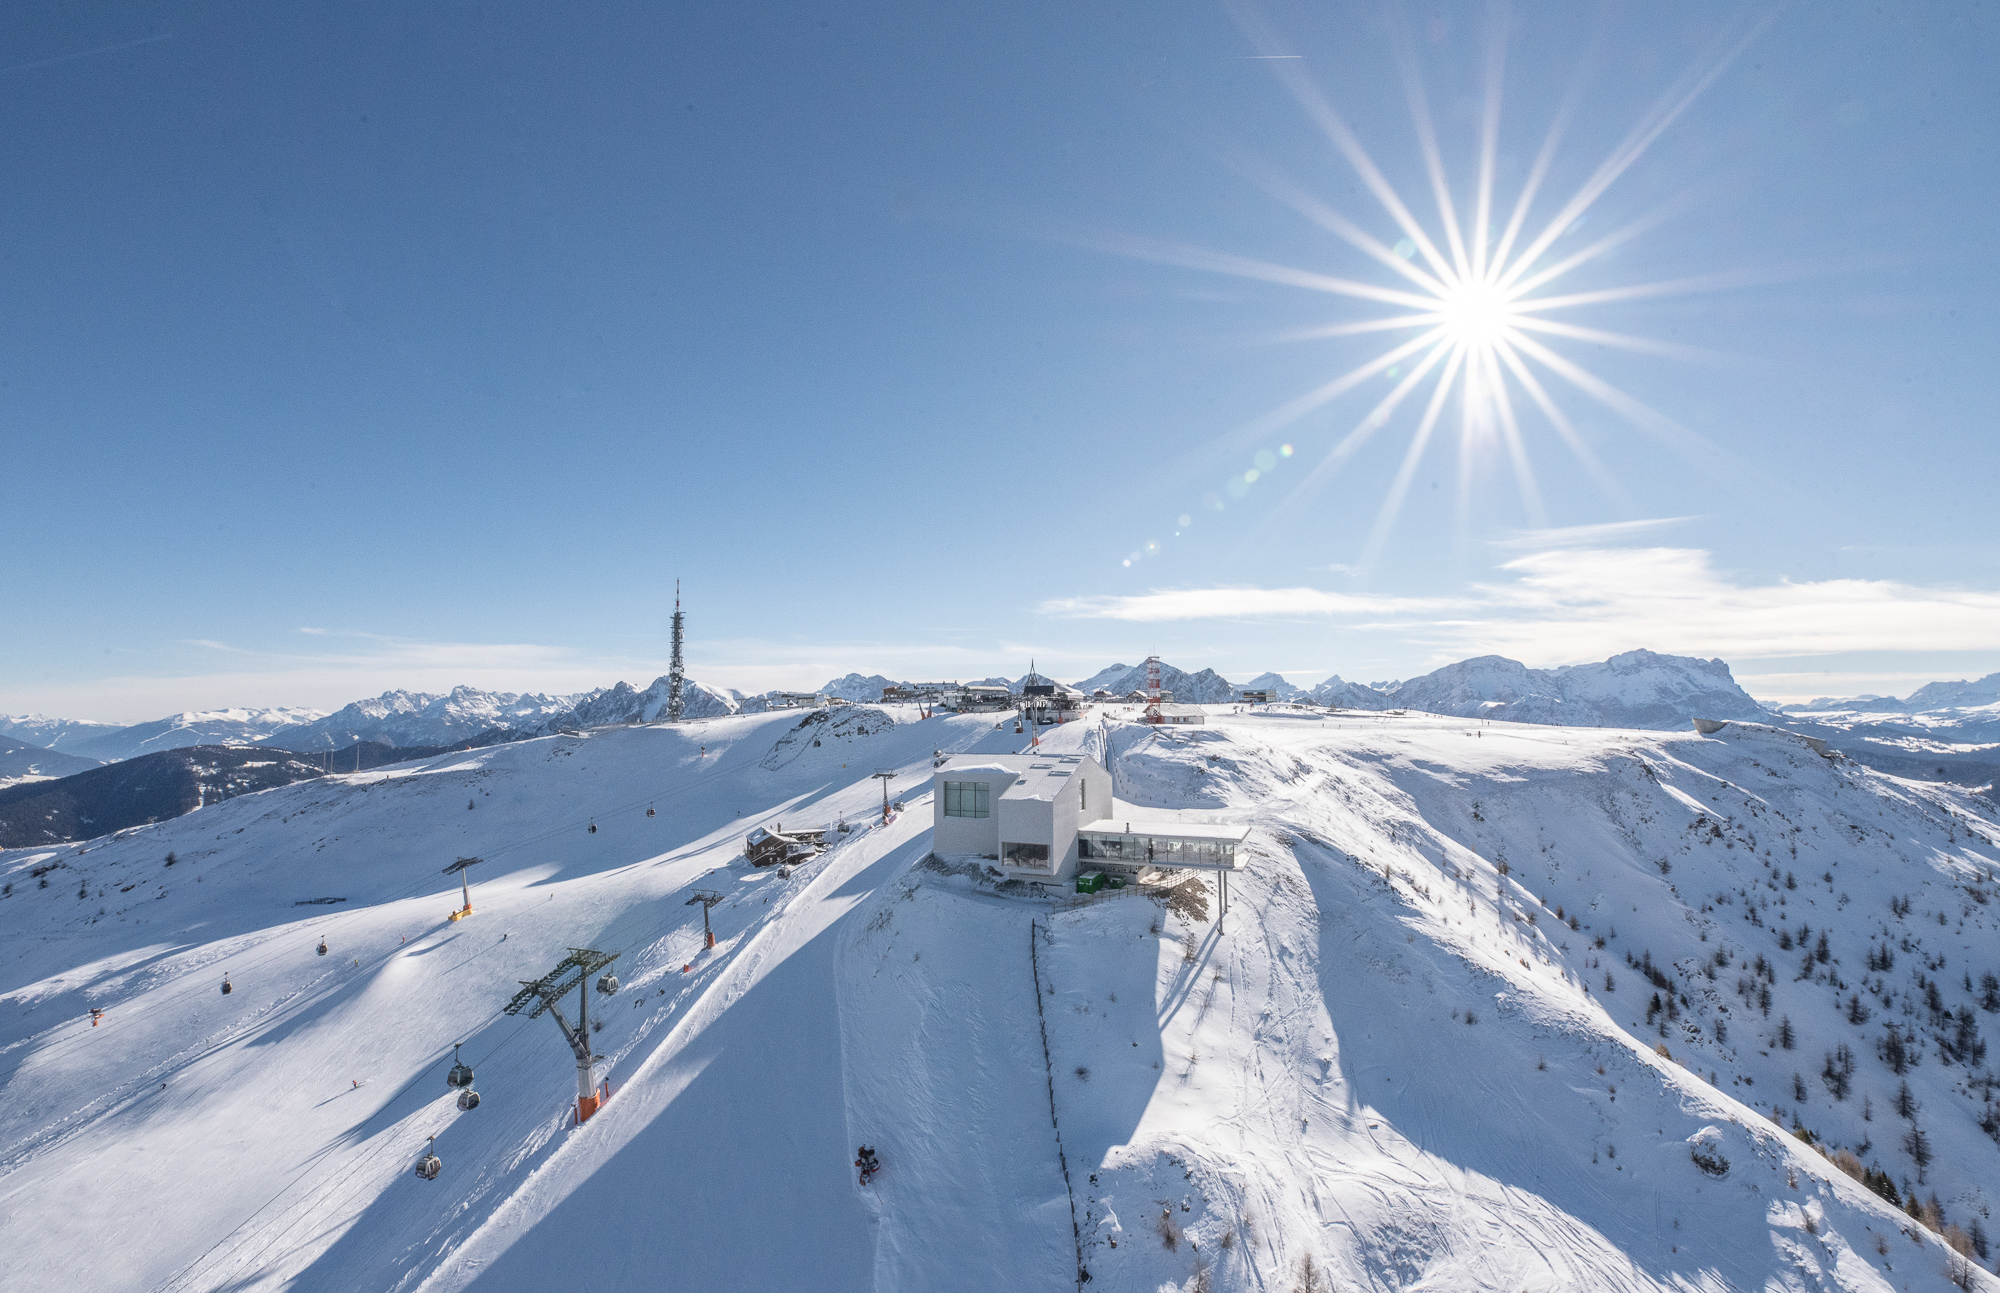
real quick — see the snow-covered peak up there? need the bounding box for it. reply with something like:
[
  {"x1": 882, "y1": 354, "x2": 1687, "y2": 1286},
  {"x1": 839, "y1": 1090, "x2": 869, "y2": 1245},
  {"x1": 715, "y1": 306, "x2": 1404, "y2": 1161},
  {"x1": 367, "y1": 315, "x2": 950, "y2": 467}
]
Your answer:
[
  {"x1": 275, "y1": 688, "x2": 580, "y2": 751},
  {"x1": 546, "y1": 676, "x2": 740, "y2": 729},
  {"x1": 1237, "y1": 671, "x2": 1308, "y2": 700},
  {"x1": 59, "y1": 706, "x2": 325, "y2": 762},
  {"x1": 0, "y1": 714, "x2": 122, "y2": 752},
  {"x1": 1065, "y1": 661, "x2": 1239, "y2": 703},
  {"x1": 818, "y1": 673, "x2": 906, "y2": 702}
]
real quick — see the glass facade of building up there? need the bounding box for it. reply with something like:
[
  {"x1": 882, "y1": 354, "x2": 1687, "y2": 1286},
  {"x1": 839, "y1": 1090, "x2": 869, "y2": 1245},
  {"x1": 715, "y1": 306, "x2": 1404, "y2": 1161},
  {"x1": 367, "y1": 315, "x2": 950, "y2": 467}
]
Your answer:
[{"x1": 1077, "y1": 831, "x2": 1236, "y2": 869}]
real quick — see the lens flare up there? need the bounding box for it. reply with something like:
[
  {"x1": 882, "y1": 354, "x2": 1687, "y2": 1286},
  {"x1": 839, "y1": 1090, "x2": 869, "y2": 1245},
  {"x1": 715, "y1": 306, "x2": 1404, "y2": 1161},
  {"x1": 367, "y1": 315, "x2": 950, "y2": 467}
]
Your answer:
[{"x1": 1100, "y1": 7, "x2": 1774, "y2": 563}]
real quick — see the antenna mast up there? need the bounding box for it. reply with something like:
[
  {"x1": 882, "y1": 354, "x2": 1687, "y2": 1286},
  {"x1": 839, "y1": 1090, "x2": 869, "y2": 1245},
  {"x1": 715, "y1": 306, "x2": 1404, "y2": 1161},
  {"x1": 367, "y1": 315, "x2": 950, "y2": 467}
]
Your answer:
[
  {"x1": 1144, "y1": 654, "x2": 1162, "y2": 725},
  {"x1": 667, "y1": 579, "x2": 686, "y2": 722}
]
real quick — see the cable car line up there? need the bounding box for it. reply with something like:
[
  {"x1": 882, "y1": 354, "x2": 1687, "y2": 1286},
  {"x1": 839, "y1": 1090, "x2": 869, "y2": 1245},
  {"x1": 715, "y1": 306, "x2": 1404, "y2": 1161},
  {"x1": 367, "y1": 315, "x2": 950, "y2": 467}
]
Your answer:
[{"x1": 150, "y1": 804, "x2": 907, "y2": 1293}]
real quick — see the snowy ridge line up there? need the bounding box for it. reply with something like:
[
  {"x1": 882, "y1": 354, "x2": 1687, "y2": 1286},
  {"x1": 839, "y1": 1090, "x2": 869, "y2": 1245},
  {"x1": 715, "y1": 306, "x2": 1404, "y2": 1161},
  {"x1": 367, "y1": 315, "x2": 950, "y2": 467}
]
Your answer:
[
  {"x1": 419, "y1": 806, "x2": 923, "y2": 1292},
  {"x1": 1030, "y1": 917, "x2": 1088, "y2": 1289}
]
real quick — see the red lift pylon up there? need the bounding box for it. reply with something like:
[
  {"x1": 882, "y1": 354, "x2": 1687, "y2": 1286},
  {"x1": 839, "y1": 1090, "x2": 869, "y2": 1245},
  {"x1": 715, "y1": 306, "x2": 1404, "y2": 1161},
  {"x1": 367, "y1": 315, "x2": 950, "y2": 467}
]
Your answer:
[
  {"x1": 686, "y1": 890, "x2": 723, "y2": 949},
  {"x1": 1143, "y1": 655, "x2": 1163, "y2": 724},
  {"x1": 504, "y1": 947, "x2": 622, "y2": 1125}
]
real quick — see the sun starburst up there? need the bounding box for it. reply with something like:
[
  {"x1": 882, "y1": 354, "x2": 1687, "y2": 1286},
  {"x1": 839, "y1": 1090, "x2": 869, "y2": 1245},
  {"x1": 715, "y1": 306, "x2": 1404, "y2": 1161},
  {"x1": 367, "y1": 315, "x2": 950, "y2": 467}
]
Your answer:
[{"x1": 1104, "y1": 6, "x2": 1776, "y2": 570}]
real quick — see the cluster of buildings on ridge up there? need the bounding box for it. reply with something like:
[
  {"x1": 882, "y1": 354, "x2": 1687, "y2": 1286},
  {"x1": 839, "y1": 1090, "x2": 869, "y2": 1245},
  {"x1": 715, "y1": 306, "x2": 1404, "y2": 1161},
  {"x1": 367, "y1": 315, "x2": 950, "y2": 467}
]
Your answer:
[{"x1": 744, "y1": 666, "x2": 1289, "y2": 893}]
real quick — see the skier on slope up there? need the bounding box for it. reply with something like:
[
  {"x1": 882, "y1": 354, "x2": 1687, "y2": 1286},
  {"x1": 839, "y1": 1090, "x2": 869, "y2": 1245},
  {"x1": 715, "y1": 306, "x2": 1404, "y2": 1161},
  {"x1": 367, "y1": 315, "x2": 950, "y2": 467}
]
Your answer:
[{"x1": 855, "y1": 1144, "x2": 880, "y2": 1185}]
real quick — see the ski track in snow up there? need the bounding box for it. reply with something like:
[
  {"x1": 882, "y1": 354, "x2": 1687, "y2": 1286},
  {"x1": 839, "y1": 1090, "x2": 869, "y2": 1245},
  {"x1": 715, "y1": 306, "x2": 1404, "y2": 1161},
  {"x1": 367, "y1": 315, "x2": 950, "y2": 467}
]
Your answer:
[{"x1": 0, "y1": 706, "x2": 1996, "y2": 1291}]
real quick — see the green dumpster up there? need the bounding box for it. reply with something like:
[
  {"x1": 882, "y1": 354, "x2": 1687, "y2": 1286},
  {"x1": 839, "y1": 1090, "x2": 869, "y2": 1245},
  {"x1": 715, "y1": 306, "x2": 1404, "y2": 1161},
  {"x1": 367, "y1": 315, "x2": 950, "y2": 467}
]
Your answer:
[{"x1": 1075, "y1": 870, "x2": 1105, "y2": 894}]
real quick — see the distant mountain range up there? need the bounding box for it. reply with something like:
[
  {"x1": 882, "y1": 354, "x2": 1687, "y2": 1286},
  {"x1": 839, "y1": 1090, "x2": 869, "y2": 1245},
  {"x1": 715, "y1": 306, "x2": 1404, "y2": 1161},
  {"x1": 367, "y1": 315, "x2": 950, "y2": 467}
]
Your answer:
[
  {"x1": 0, "y1": 714, "x2": 123, "y2": 752},
  {"x1": 8, "y1": 653, "x2": 1996, "y2": 782}
]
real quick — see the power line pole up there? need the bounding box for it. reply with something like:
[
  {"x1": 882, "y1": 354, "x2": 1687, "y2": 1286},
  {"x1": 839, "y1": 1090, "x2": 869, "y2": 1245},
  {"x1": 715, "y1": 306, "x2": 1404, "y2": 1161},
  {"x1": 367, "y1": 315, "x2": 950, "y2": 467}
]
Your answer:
[
  {"x1": 686, "y1": 890, "x2": 723, "y2": 949},
  {"x1": 505, "y1": 947, "x2": 622, "y2": 1125},
  {"x1": 666, "y1": 579, "x2": 685, "y2": 722}
]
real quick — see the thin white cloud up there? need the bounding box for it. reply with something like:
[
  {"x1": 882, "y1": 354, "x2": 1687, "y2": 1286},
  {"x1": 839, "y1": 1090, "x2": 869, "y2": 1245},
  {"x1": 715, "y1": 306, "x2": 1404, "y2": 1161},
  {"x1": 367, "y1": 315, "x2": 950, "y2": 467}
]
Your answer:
[
  {"x1": 1489, "y1": 515, "x2": 1700, "y2": 550},
  {"x1": 1041, "y1": 547, "x2": 2000, "y2": 667},
  {"x1": 1458, "y1": 547, "x2": 2000, "y2": 661},
  {"x1": 1039, "y1": 587, "x2": 1460, "y2": 621}
]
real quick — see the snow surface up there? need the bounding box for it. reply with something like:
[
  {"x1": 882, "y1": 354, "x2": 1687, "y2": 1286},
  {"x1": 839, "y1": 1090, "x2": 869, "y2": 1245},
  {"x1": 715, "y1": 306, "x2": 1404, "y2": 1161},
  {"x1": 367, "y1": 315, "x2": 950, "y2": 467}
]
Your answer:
[{"x1": 2, "y1": 706, "x2": 1998, "y2": 1291}]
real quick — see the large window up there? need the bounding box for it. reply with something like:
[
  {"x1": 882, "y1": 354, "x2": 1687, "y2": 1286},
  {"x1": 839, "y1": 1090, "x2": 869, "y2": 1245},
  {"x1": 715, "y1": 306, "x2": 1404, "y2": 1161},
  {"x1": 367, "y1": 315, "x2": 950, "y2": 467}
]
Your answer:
[
  {"x1": 1003, "y1": 842, "x2": 1050, "y2": 868},
  {"x1": 943, "y1": 780, "x2": 989, "y2": 818},
  {"x1": 1078, "y1": 833, "x2": 1236, "y2": 868}
]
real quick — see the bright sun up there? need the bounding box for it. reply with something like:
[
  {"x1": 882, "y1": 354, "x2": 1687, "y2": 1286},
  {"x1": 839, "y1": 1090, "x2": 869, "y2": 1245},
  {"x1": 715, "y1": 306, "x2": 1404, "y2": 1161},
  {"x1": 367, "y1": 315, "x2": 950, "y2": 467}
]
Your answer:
[
  {"x1": 1106, "y1": 8, "x2": 1765, "y2": 565},
  {"x1": 1436, "y1": 279, "x2": 1516, "y2": 348}
]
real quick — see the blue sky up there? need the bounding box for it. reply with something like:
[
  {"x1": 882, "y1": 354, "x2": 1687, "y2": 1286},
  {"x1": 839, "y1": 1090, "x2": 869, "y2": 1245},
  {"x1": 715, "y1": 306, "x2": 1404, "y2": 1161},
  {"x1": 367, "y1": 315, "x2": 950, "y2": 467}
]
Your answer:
[{"x1": 4, "y1": 1, "x2": 1998, "y2": 722}]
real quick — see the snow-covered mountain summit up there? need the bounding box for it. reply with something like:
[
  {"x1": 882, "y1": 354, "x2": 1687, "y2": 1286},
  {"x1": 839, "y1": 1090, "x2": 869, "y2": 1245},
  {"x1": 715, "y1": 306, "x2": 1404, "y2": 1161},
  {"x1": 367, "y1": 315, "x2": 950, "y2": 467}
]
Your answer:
[
  {"x1": 275, "y1": 687, "x2": 577, "y2": 751},
  {"x1": 1070, "y1": 660, "x2": 1240, "y2": 703},
  {"x1": 546, "y1": 675, "x2": 740, "y2": 728},
  {"x1": 1298, "y1": 648, "x2": 1769, "y2": 729},
  {"x1": 0, "y1": 714, "x2": 122, "y2": 753},
  {"x1": 3, "y1": 706, "x2": 1995, "y2": 1290},
  {"x1": 59, "y1": 707, "x2": 326, "y2": 762}
]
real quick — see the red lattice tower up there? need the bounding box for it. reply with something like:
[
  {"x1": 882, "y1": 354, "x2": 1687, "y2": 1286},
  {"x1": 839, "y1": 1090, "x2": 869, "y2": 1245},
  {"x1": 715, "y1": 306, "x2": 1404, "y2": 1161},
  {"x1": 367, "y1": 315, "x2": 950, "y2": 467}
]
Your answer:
[{"x1": 1144, "y1": 655, "x2": 1162, "y2": 725}]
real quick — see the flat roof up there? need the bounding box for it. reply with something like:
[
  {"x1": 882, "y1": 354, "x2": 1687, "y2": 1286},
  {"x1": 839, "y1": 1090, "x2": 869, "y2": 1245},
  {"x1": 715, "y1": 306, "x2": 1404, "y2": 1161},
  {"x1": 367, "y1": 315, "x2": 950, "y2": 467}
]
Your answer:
[
  {"x1": 936, "y1": 752, "x2": 1093, "y2": 803},
  {"x1": 1076, "y1": 816, "x2": 1250, "y2": 844}
]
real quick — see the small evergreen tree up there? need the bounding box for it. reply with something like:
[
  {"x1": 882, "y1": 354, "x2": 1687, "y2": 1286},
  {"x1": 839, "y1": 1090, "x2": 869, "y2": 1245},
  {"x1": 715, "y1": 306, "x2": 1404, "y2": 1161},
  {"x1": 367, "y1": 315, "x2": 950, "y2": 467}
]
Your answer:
[
  {"x1": 1778, "y1": 1016, "x2": 1796, "y2": 1050},
  {"x1": 1902, "y1": 1125, "x2": 1932, "y2": 1184}
]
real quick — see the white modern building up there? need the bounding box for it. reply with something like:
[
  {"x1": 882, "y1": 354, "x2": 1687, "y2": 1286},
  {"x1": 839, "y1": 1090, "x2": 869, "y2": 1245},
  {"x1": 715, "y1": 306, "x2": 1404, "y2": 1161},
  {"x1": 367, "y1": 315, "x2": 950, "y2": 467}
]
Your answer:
[
  {"x1": 930, "y1": 752, "x2": 1250, "y2": 887},
  {"x1": 932, "y1": 753, "x2": 1111, "y2": 880}
]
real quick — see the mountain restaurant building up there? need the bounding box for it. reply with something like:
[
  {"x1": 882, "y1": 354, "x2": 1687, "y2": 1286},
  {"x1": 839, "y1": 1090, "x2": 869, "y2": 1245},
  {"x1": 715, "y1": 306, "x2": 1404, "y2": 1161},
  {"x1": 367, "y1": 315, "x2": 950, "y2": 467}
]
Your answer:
[
  {"x1": 932, "y1": 754, "x2": 1110, "y2": 880},
  {"x1": 930, "y1": 754, "x2": 1250, "y2": 889}
]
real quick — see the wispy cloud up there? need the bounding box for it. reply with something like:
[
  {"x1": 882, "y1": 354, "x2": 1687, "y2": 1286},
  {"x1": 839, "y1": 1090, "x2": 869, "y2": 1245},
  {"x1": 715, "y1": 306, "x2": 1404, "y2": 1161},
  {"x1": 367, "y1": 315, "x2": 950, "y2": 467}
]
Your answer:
[
  {"x1": 1041, "y1": 546, "x2": 2000, "y2": 667},
  {"x1": 1489, "y1": 515, "x2": 1699, "y2": 550},
  {"x1": 1039, "y1": 587, "x2": 1459, "y2": 621}
]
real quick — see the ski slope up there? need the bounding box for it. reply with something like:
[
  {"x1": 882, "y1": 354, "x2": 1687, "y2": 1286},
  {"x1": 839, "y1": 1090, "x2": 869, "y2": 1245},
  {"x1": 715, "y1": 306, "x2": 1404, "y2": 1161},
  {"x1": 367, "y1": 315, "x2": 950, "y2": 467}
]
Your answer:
[{"x1": 2, "y1": 705, "x2": 1997, "y2": 1291}]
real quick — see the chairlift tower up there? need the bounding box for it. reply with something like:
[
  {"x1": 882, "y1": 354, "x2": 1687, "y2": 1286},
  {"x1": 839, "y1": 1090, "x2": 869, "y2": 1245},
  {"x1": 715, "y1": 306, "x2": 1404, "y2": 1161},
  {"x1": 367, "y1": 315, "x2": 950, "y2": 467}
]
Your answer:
[
  {"x1": 666, "y1": 580, "x2": 686, "y2": 722},
  {"x1": 686, "y1": 890, "x2": 723, "y2": 949},
  {"x1": 871, "y1": 770, "x2": 896, "y2": 824},
  {"x1": 1143, "y1": 655, "x2": 1163, "y2": 725},
  {"x1": 443, "y1": 856, "x2": 483, "y2": 921},
  {"x1": 504, "y1": 947, "x2": 622, "y2": 1124}
]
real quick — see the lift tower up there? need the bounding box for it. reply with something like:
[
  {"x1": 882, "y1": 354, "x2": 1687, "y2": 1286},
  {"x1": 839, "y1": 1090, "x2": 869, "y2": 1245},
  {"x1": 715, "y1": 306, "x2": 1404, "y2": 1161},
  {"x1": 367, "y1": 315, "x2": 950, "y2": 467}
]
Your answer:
[
  {"x1": 666, "y1": 580, "x2": 686, "y2": 722},
  {"x1": 505, "y1": 947, "x2": 622, "y2": 1124},
  {"x1": 1143, "y1": 655, "x2": 1163, "y2": 725},
  {"x1": 443, "y1": 856, "x2": 483, "y2": 921},
  {"x1": 686, "y1": 890, "x2": 723, "y2": 949}
]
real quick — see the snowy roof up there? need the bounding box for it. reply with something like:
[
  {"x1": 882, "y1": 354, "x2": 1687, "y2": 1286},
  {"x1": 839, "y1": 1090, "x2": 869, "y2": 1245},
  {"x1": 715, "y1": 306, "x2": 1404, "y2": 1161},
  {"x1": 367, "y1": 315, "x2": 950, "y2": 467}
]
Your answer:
[
  {"x1": 935, "y1": 753, "x2": 1096, "y2": 802},
  {"x1": 1077, "y1": 816, "x2": 1249, "y2": 844}
]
